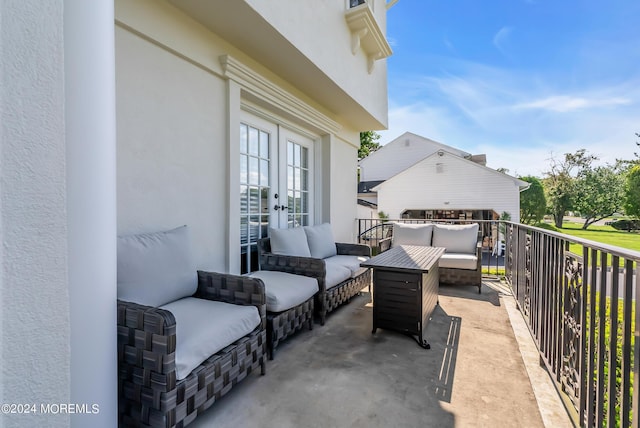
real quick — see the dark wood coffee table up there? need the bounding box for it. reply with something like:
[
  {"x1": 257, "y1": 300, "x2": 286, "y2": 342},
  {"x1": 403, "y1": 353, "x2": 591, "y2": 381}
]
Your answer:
[{"x1": 361, "y1": 245, "x2": 445, "y2": 349}]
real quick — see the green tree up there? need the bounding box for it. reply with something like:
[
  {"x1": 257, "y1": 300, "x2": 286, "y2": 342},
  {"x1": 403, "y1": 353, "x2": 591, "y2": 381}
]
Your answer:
[
  {"x1": 544, "y1": 149, "x2": 597, "y2": 228},
  {"x1": 358, "y1": 131, "x2": 381, "y2": 159},
  {"x1": 573, "y1": 165, "x2": 624, "y2": 229},
  {"x1": 519, "y1": 176, "x2": 546, "y2": 225},
  {"x1": 624, "y1": 164, "x2": 640, "y2": 218}
]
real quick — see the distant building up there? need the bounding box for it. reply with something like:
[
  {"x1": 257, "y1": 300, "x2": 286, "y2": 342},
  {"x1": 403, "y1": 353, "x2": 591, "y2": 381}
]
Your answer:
[{"x1": 358, "y1": 132, "x2": 529, "y2": 222}]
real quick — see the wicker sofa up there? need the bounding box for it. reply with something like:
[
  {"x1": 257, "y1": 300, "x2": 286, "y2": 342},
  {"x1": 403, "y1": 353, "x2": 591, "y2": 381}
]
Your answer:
[
  {"x1": 257, "y1": 224, "x2": 372, "y2": 325},
  {"x1": 117, "y1": 226, "x2": 267, "y2": 427},
  {"x1": 382, "y1": 222, "x2": 482, "y2": 293}
]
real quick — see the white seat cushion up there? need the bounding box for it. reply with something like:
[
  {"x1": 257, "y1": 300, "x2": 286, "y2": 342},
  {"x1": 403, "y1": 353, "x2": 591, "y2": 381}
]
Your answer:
[
  {"x1": 117, "y1": 225, "x2": 197, "y2": 307},
  {"x1": 304, "y1": 223, "x2": 338, "y2": 259},
  {"x1": 439, "y1": 253, "x2": 478, "y2": 270},
  {"x1": 432, "y1": 223, "x2": 479, "y2": 254},
  {"x1": 325, "y1": 255, "x2": 370, "y2": 278},
  {"x1": 392, "y1": 223, "x2": 433, "y2": 247},
  {"x1": 160, "y1": 297, "x2": 261, "y2": 380},
  {"x1": 322, "y1": 259, "x2": 352, "y2": 290},
  {"x1": 269, "y1": 227, "x2": 311, "y2": 257},
  {"x1": 248, "y1": 270, "x2": 318, "y2": 312}
]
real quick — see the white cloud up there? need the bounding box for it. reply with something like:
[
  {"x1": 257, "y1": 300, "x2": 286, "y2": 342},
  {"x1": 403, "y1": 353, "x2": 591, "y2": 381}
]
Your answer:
[
  {"x1": 493, "y1": 27, "x2": 513, "y2": 55},
  {"x1": 515, "y1": 95, "x2": 631, "y2": 112},
  {"x1": 383, "y1": 67, "x2": 640, "y2": 177}
]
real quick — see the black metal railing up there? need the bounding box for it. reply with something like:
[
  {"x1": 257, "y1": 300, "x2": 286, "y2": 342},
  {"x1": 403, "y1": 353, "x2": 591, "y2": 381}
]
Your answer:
[
  {"x1": 504, "y1": 222, "x2": 639, "y2": 427},
  {"x1": 356, "y1": 218, "x2": 640, "y2": 427},
  {"x1": 350, "y1": 0, "x2": 366, "y2": 8}
]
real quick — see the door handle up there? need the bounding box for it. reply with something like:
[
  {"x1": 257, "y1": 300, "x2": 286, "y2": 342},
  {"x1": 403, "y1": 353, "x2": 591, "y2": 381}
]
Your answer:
[{"x1": 274, "y1": 205, "x2": 288, "y2": 211}]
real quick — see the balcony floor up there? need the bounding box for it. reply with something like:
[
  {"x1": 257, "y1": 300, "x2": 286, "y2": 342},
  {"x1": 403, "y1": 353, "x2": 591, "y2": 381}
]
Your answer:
[{"x1": 190, "y1": 280, "x2": 573, "y2": 428}]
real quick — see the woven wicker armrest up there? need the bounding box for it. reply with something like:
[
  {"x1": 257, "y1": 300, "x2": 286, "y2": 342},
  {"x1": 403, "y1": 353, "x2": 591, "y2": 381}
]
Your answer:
[
  {"x1": 475, "y1": 242, "x2": 482, "y2": 270},
  {"x1": 196, "y1": 271, "x2": 267, "y2": 323},
  {"x1": 117, "y1": 300, "x2": 178, "y2": 377},
  {"x1": 336, "y1": 242, "x2": 371, "y2": 257},
  {"x1": 378, "y1": 237, "x2": 392, "y2": 253}
]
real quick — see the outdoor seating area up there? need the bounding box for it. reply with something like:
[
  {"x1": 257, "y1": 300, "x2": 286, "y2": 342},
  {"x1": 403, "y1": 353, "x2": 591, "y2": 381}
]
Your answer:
[
  {"x1": 257, "y1": 224, "x2": 372, "y2": 325},
  {"x1": 186, "y1": 279, "x2": 570, "y2": 428},
  {"x1": 380, "y1": 222, "x2": 483, "y2": 293}
]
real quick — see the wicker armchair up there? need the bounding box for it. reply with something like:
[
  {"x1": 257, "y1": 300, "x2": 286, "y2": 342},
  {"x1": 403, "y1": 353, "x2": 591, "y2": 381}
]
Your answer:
[
  {"x1": 118, "y1": 271, "x2": 267, "y2": 427},
  {"x1": 257, "y1": 238, "x2": 371, "y2": 325}
]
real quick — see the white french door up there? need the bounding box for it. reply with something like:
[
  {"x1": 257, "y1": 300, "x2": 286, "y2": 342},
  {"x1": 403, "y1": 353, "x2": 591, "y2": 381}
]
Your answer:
[{"x1": 239, "y1": 112, "x2": 314, "y2": 273}]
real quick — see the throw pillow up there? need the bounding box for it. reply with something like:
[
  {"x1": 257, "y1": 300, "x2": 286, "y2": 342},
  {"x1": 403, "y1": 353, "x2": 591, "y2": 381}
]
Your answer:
[
  {"x1": 269, "y1": 227, "x2": 311, "y2": 257},
  {"x1": 304, "y1": 223, "x2": 337, "y2": 259}
]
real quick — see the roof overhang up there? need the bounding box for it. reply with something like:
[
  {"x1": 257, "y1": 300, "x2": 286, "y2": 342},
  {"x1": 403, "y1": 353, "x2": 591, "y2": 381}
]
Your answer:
[{"x1": 168, "y1": 0, "x2": 386, "y2": 130}]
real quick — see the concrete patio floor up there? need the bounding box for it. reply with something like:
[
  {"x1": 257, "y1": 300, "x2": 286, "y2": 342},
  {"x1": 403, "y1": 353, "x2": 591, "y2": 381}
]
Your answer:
[{"x1": 190, "y1": 280, "x2": 574, "y2": 428}]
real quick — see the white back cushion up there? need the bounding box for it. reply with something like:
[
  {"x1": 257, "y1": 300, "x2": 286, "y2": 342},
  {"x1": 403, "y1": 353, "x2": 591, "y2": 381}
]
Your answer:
[
  {"x1": 304, "y1": 223, "x2": 337, "y2": 259},
  {"x1": 392, "y1": 223, "x2": 434, "y2": 247},
  {"x1": 269, "y1": 227, "x2": 311, "y2": 257},
  {"x1": 160, "y1": 297, "x2": 260, "y2": 380},
  {"x1": 432, "y1": 223, "x2": 479, "y2": 254},
  {"x1": 117, "y1": 225, "x2": 197, "y2": 307}
]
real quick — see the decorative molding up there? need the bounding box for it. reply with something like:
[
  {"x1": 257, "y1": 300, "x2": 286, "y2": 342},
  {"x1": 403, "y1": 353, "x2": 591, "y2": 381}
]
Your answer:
[
  {"x1": 345, "y1": 3, "x2": 392, "y2": 73},
  {"x1": 219, "y1": 55, "x2": 341, "y2": 135}
]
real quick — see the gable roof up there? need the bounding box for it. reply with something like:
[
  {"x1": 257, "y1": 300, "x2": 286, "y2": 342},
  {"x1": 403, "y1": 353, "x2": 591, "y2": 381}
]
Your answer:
[
  {"x1": 358, "y1": 132, "x2": 476, "y2": 182},
  {"x1": 372, "y1": 150, "x2": 529, "y2": 191}
]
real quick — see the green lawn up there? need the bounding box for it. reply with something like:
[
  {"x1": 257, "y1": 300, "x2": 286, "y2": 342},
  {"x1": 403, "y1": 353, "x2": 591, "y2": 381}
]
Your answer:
[
  {"x1": 536, "y1": 221, "x2": 640, "y2": 265},
  {"x1": 556, "y1": 222, "x2": 640, "y2": 253}
]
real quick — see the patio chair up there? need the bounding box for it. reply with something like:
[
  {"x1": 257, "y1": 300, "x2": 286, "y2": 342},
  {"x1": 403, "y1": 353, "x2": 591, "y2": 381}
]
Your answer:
[{"x1": 117, "y1": 226, "x2": 267, "y2": 427}]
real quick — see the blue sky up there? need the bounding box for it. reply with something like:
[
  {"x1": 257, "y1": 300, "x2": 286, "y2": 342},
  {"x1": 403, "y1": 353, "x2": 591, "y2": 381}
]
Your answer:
[{"x1": 380, "y1": 0, "x2": 640, "y2": 177}]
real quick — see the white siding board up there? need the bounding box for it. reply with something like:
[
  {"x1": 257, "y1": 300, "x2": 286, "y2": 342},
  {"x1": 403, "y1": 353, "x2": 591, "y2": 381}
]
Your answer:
[
  {"x1": 376, "y1": 152, "x2": 522, "y2": 222},
  {"x1": 359, "y1": 132, "x2": 470, "y2": 182}
]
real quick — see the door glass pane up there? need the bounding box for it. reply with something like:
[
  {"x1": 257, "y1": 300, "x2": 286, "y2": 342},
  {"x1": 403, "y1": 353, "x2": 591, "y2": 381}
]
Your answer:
[
  {"x1": 249, "y1": 157, "x2": 259, "y2": 185},
  {"x1": 240, "y1": 124, "x2": 248, "y2": 154},
  {"x1": 249, "y1": 127, "x2": 259, "y2": 155},
  {"x1": 240, "y1": 155, "x2": 248, "y2": 184},
  {"x1": 240, "y1": 122, "x2": 271, "y2": 274},
  {"x1": 287, "y1": 140, "x2": 310, "y2": 227},
  {"x1": 260, "y1": 131, "x2": 269, "y2": 157},
  {"x1": 260, "y1": 159, "x2": 269, "y2": 186},
  {"x1": 249, "y1": 187, "x2": 259, "y2": 213}
]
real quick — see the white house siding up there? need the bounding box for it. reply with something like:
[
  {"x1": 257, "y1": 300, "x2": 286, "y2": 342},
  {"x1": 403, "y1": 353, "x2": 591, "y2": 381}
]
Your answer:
[
  {"x1": 359, "y1": 132, "x2": 471, "y2": 182},
  {"x1": 375, "y1": 152, "x2": 522, "y2": 222},
  {"x1": 116, "y1": 26, "x2": 229, "y2": 271},
  {"x1": 115, "y1": 0, "x2": 383, "y2": 271}
]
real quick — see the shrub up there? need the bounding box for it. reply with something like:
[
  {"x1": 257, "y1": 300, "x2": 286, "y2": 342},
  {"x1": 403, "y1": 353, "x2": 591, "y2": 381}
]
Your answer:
[{"x1": 609, "y1": 219, "x2": 640, "y2": 232}]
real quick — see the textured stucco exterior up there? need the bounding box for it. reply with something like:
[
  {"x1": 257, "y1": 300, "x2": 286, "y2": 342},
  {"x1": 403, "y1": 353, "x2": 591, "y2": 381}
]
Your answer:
[
  {"x1": 2, "y1": 1, "x2": 116, "y2": 427},
  {"x1": 115, "y1": 0, "x2": 385, "y2": 271},
  {"x1": 1, "y1": 1, "x2": 71, "y2": 426},
  {"x1": 1, "y1": 0, "x2": 389, "y2": 425}
]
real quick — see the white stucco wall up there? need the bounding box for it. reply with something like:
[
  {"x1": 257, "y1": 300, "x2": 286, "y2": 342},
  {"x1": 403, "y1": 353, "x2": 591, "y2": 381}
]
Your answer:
[
  {"x1": 116, "y1": 26, "x2": 229, "y2": 271},
  {"x1": 329, "y1": 137, "x2": 360, "y2": 242},
  {"x1": 1, "y1": 1, "x2": 70, "y2": 426},
  {"x1": 376, "y1": 152, "x2": 522, "y2": 222},
  {"x1": 2, "y1": 1, "x2": 117, "y2": 426},
  {"x1": 245, "y1": 0, "x2": 389, "y2": 127}
]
